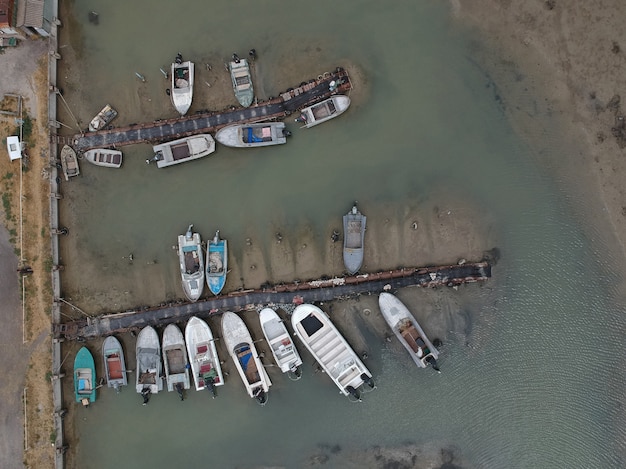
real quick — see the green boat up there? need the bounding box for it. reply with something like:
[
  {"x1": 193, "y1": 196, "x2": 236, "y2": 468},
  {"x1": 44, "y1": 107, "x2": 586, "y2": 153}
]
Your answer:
[{"x1": 74, "y1": 346, "x2": 97, "y2": 406}]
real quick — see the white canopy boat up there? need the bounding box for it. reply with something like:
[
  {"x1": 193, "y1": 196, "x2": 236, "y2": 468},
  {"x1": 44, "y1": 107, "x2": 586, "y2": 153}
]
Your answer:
[
  {"x1": 102, "y1": 336, "x2": 127, "y2": 392},
  {"x1": 177, "y1": 224, "x2": 204, "y2": 302},
  {"x1": 221, "y1": 311, "x2": 271, "y2": 405},
  {"x1": 84, "y1": 148, "x2": 122, "y2": 168},
  {"x1": 343, "y1": 203, "x2": 366, "y2": 275},
  {"x1": 150, "y1": 134, "x2": 215, "y2": 168},
  {"x1": 162, "y1": 324, "x2": 191, "y2": 398},
  {"x1": 136, "y1": 326, "x2": 163, "y2": 403},
  {"x1": 206, "y1": 230, "x2": 228, "y2": 295},
  {"x1": 60, "y1": 145, "x2": 80, "y2": 181},
  {"x1": 215, "y1": 122, "x2": 289, "y2": 148},
  {"x1": 291, "y1": 304, "x2": 375, "y2": 401},
  {"x1": 171, "y1": 54, "x2": 194, "y2": 115},
  {"x1": 378, "y1": 292, "x2": 440, "y2": 371},
  {"x1": 229, "y1": 54, "x2": 254, "y2": 107},
  {"x1": 259, "y1": 308, "x2": 302, "y2": 379},
  {"x1": 88, "y1": 104, "x2": 118, "y2": 132},
  {"x1": 295, "y1": 95, "x2": 351, "y2": 128},
  {"x1": 185, "y1": 316, "x2": 224, "y2": 397}
]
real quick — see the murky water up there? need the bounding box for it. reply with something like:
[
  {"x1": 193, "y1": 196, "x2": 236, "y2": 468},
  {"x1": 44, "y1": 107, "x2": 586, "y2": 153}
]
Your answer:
[{"x1": 58, "y1": 1, "x2": 626, "y2": 468}]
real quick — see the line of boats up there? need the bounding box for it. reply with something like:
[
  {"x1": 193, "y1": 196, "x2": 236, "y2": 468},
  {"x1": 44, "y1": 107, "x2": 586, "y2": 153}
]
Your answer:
[{"x1": 73, "y1": 292, "x2": 440, "y2": 408}]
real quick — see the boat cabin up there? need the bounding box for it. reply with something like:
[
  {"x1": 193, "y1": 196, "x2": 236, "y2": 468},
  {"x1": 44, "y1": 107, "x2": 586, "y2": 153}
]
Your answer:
[{"x1": 398, "y1": 319, "x2": 430, "y2": 358}]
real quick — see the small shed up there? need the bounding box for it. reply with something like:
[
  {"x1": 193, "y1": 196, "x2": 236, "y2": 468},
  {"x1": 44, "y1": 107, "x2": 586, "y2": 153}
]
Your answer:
[{"x1": 6, "y1": 136, "x2": 22, "y2": 160}]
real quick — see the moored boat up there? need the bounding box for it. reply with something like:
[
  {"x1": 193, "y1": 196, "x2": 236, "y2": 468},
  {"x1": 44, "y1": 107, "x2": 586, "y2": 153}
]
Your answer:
[
  {"x1": 60, "y1": 145, "x2": 80, "y2": 181},
  {"x1": 229, "y1": 54, "x2": 254, "y2": 107},
  {"x1": 259, "y1": 307, "x2": 302, "y2": 378},
  {"x1": 177, "y1": 224, "x2": 204, "y2": 302},
  {"x1": 136, "y1": 326, "x2": 163, "y2": 403},
  {"x1": 215, "y1": 122, "x2": 289, "y2": 148},
  {"x1": 295, "y1": 95, "x2": 351, "y2": 128},
  {"x1": 74, "y1": 346, "x2": 97, "y2": 406},
  {"x1": 88, "y1": 104, "x2": 118, "y2": 132},
  {"x1": 221, "y1": 311, "x2": 272, "y2": 405},
  {"x1": 102, "y1": 336, "x2": 127, "y2": 392},
  {"x1": 206, "y1": 230, "x2": 227, "y2": 295},
  {"x1": 185, "y1": 316, "x2": 224, "y2": 397},
  {"x1": 171, "y1": 53, "x2": 194, "y2": 115},
  {"x1": 84, "y1": 148, "x2": 123, "y2": 168},
  {"x1": 378, "y1": 292, "x2": 440, "y2": 371},
  {"x1": 291, "y1": 303, "x2": 375, "y2": 400},
  {"x1": 149, "y1": 134, "x2": 215, "y2": 168},
  {"x1": 162, "y1": 324, "x2": 191, "y2": 398},
  {"x1": 343, "y1": 203, "x2": 366, "y2": 275}
]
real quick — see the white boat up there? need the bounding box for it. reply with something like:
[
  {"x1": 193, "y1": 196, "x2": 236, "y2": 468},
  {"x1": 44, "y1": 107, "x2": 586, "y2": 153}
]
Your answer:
[
  {"x1": 84, "y1": 148, "x2": 123, "y2": 168},
  {"x1": 221, "y1": 311, "x2": 272, "y2": 405},
  {"x1": 295, "y1": 95, "x2": 351, "y2": 128},
  {"x1": 229, "y1": 54, "x2": 254, "y2": 107},
  {"x1": 60, "y1": 145, "x2": 80, "y2": 181},
  {"x1": 136, "y1": 326, "x2": 163, "y2": 400},
  {"x1": 206, "y1": 230, "x2": 227, "y2": 295},
  {"x1": 215, "y1": 122, "x2": 289, "y2": 148},
  {"x1": 177, "y1": 224, "x2": 204, "y2": 302},
  {"x1": 185, "y1": 316, "x2": 224, "y2": 397},
  {"x1": 171, "y1": 54, "x2": 194, "y2": 115},
  {"x1": 150, "y1": 134, "x2": 215, "y2": 168},
  {"x1": 88, "y1": 104, "x2": 118, "y2": 132},
  {"x1": 378, "y1": 292, "x2": 440, "y2": 371},
  {"x1": 259, "y1": 308, "x2": 302, "y2": 378},
  {"x1": 343, "y1": 203, "x2": 366, "y2": 275},
  {"x1": 291, "y1": 303, "x2": 375, "y2": 400},
  {"x1": 162, "y1": 324, "x2": 191, "y2": 397},
  {"x1": 102, "y1": 336, "x2": 127, "y2": 392}
]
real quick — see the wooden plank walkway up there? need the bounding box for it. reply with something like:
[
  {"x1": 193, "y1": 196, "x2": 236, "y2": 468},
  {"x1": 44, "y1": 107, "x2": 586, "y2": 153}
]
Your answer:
[
  {"x1": 59, "y1": 69, "x2": 352, "y2": 152},
  {"x1": 54, "y1": 261, "x2": 492, "y2": 340}
]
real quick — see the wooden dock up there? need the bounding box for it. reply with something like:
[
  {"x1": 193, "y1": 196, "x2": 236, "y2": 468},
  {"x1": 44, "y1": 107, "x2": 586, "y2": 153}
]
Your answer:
[
  {"x1": 53, "y1": 261, "x2": 492, "y2": 340},
  {"x1": 55, "y1": 69, "x2": 352, "y2": 151}
]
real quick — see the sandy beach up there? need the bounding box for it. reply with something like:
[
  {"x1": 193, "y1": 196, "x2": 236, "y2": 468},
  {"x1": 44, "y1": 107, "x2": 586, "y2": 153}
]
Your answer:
[{"x1": 2, "y1": 1, "x2": 626, "y2": 467}]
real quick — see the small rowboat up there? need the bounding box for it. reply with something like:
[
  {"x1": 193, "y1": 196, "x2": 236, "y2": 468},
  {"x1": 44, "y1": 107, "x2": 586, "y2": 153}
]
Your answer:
[{"x1": 84, "y1": 148, "x2": 123, "y2": 168}]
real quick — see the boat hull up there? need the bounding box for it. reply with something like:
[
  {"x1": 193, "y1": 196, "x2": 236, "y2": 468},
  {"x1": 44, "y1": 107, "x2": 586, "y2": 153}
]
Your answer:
[
  {"x1": 259, "y1": 308, "x2": 302, "y2": 374},
  {"x1": 84, "y1": 149, "x2": 123, "y2": 168},
  {"x1": 74, "y1": 346, "x2": 97, "y2": 404},
  {"x1": 221, "y1": 312, "x2": 271, "y2": 399},
  {"x1": 177, "y1": 229, "x2": 205, "y2": 302},
  {"x1": 60, "y1": 145, "x2": 80, "y2": 181},
  {"x1": 171, "y1": 61, "x2": 194, "y2": 115},
  {"x1": 291, "y1": 304, "x2": 372, "y2": 397},
  {"x1": 378, "y1": 292, "x2": 439, "y2": 368},
  {"x1": 185, "y1": 316, "x2": 224, "y2": 392},
  {"x1": 89, "y1": 104, "x2": 118, "y2": 132},
  {"x1": 102, "y1": 336, "x2": 127, "y2": 390},
  {"x1": 299, "y1": 95, "x2": 351, "y2": 128},
  {"x1": 229, "y1": 58, "x2": 254, "y2": 107},
  {"x1": 152, "y1": 134, "x2": 215, "y2": 168},
  {"x1": 343, "y1": 205, "x2": 366, "y2": 274},
  {"x1": 215, "y1": 122, "x2": 287, "y2": 148},
  {"x1": 162, "y1": 324, "x2": 191, "y2": 392},
  {"x1": 136, "y1": 326, "x2": 163, "y2": 395},
  {"x1": 207, "y1": 231, "x2": 227, "y2": 295}
]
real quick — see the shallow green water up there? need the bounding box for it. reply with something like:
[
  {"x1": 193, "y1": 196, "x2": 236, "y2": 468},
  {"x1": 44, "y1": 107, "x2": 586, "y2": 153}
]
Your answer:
[{"x1": 60, "y1": 1, "x2": 626, "y2": 468}]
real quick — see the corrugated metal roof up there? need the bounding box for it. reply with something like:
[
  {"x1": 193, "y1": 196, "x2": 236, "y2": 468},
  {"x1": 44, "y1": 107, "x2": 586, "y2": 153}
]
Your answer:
[{"x1": 23, "y1": 0, "x2": 44, "y2": 27}]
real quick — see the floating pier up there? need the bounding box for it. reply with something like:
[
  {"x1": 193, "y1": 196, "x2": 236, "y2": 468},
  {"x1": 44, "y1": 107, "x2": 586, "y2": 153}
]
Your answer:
[
  {"x1": 54, "y1": 69, "x2": 352, "y2": 151},
  {"x1": 54, "y1": 261, "x2": 491, "y2": 341}
]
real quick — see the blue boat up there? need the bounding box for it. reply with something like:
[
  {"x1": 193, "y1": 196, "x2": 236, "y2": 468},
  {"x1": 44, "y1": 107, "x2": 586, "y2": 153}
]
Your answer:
[
  {"x1": 206, "y1": 230, "x2": 228, "y2": 295},
  {"x1": 74, "y1": 346, "x2": 97, "y2": 406}
]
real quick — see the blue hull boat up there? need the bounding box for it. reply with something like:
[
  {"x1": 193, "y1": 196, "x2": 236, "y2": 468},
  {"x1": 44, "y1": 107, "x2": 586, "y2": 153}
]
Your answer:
[
  {"x1": 207, "y1": 230, "x2": 228, "y2": 295},
  {"x1": 74, "y1": 346, "x2": 97, "y2": 406}
]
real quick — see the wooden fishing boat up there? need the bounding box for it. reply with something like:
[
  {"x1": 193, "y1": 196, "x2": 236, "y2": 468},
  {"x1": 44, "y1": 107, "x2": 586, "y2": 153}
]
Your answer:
[
  {"x1": 229, "y1": 55, "x2": 254, "y2": 107},
  {"x1": 378, "y1": 292, "x2": 440, "y2": 371},
  {"x1": 177, "y1": 224, "x2": 204, "y2": 302},
  {"x1": 60, "y1": 145, "x2": 80, "y2": 181},
  {"x1": 84, "y1": 148, "x2": 123, "y2": 168},
  {"x1": 88, "y1": 104, "x2": 118, "y2": 132},
  {"x1": 185, "y1": 316, "x2": 224, "y2": 397},
  {"x1": 221, "y1": 311, "x2": 272, "y2": 405},
  {"x1": 291, "y1": 303, "x2": 375, "y2": 400},
  {"x1": 74, "y1": 346, "x2": 97, "y2": 406},
  {"x1": 259, "y1": 307, "x2": 302, "y2": 378},
  {"x1": 215, "y1": 122, "x2": 289, "y2": 148},
  {"x1": 206, "y1": 230, "x2": 228, "y2": 295},
  {"x1": 343, "y1": 203, "x2": 366, "y2": 275},
  {"x1": 295, "y1": 95, "x2": 351, "y2": 128},
  {"x1": 102, "y1": 336, "x2": 127, "y2": 392},
  {"x1": 162, "y1": 324, "x2": 191, "y2": 397},
  {"x1": 135, "y1": 326, "x2": 163, "y2": 398},
  {"x1": 171, "y1": 54, "x2": 194, "y2": 115},
  {"x1": 150, "y1": 134, "x2": 215, "y2": 168}
]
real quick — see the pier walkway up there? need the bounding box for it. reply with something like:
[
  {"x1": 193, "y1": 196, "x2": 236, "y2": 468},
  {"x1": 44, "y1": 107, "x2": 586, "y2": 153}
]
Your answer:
[
  {"x1": 56, "y1": 69, "x2": 352, "y2": 152},
  {"x1": 54, "y1": 261, "x2": 491, "y2": 340}
]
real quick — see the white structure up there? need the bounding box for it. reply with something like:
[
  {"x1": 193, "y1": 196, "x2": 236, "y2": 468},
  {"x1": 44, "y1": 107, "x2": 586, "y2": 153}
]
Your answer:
[{"x1": 6, "y1": 136, "x2": 21, "y2": 160}]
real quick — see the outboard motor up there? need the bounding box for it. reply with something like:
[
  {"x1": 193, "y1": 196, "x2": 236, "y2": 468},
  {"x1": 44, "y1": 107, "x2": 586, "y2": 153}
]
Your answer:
[
  {"x1": 141, "y1": 387, "x2": 151, "y2": 405},
  {"x1": 361, "y1": 373, "x2": 376, "y2": 390},
  {"x1": 295, "y1": 113, "x2": 307, "y2": 124},
  {"x1": 175, "y1": 53, "x2": 183, "y2": 64},
  {"x1": 282, "y1": 129, "x2": 292, "y2": 138},
  {"x1": 249, "y1": 49, "x2": 257, "y2": 60},
  {"x1": 232, "y1": 53, "x2": 240, "y2": 63},
  {"x1": 174, "y1": 382, "x2": 185, "y2": 401},
  {"x1": 253, "y1": 387, "x2": 267, "y2": 405},
  {"x1": 346, "y1": 385, "x2": 361, "y2": 401},
  {"x1": 425, "y1": 355, "x2": 440, "y2": 373},
  {"x1": 204, "y1": 376, "x2": 217, "y2": 399}
]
